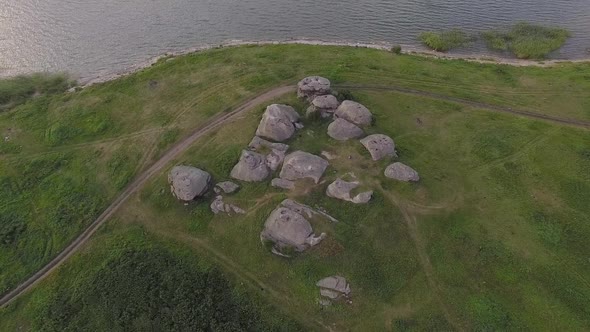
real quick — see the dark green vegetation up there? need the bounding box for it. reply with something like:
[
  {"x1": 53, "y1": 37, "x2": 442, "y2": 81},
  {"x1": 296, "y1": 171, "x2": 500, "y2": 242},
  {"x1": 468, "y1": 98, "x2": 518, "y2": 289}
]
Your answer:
[
  {"x1": 1, "y1": 45, "x2": 590, "y2": 330},
  {"x1": 0, "y1": 73, "x2": 73, "y2": 111},
  {"x1": 0, "y1": 227, "x2": 299, "y2": 331},
  {"x1": 482, "y1": 23, "x2": 571, "y2": 59},
  {"x1": 419, "y1": 29, "x2": 474, "y2": 52}
]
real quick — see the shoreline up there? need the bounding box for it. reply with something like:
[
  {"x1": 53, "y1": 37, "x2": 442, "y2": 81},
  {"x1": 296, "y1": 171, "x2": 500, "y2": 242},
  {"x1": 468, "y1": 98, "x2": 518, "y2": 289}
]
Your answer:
[{"x1": 79, "y1": 39, "x2": 590, "y2": 87}]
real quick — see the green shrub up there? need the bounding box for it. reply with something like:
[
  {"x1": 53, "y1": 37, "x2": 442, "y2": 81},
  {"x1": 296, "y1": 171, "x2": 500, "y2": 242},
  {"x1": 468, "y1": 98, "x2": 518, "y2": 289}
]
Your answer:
[
  {"x1": 0, "y1": 211, "x2": 27, "y2": 247},
  {"x1": 481, "y1": 22, "x2": 571, "y2": 59},
  {"x1": 0, "y1": 73, "x2": 74, "y2": 111},
  {"x1": 481, "y1": 30, "x2": 509, "y2": 51},
  {"x1": 391, "y1": 44, "x2": 402, "y2": 54},
  {"x1": 34, "y1": 249, "x2": 298, "y2": 331},
  {"x1": 419, "y1": 29, "x2": 474, "y2": 52}
]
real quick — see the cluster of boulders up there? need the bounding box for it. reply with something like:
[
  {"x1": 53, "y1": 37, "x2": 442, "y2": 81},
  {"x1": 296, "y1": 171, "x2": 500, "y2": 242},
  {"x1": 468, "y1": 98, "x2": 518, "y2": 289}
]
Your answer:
[
  {"x1": 166, "y1": 75, "x2": 428, "y2": 307},
  {"x1": 167, "y1": 165, "x2": 245, "y2": 214}
]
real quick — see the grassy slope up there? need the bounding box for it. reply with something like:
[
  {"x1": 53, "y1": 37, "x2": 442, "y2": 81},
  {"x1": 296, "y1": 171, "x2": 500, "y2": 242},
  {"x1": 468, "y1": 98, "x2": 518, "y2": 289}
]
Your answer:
[{"x1": 0, "y1": 45, "x2": 589, "y2": 330}]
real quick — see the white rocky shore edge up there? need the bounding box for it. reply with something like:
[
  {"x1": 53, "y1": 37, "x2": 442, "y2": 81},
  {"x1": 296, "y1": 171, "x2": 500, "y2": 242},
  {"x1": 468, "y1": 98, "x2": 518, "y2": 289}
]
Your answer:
[{"x1": 80, "y1": 38, "x2": 590, "y2": 88}]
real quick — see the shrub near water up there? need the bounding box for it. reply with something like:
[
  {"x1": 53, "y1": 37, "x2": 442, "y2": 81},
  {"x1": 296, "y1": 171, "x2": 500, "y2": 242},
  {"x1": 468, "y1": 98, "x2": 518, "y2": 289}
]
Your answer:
[
  {"x1": 419, "y1": 29, "x2": 473, "y2": 52},
  {"x1": 482, "y1": 22, "x2": 571, "y2": 59},
  {"x1": 0, "y1": 73, "x2": 73, "y2": 111}
]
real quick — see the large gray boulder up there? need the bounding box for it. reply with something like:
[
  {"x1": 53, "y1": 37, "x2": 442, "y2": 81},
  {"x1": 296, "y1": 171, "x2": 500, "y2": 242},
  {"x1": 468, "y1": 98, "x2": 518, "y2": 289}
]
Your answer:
[
  {"x1": 307, "y1": 95, "x2": 339, "y2": 118},
  {"x1": 168, "y1": 166, "x2": 211, "y2": 201},
  {"x1": 385, "y1": 162, "x2": 420, "y2": 182},
  {"x1": 297, "y1": 76, "x2": 331, "y2": 100},
  {"x1": 360, "y1": 134, "x2": 396, "y2": 161},
  {"x1": 326, "y1": 178, "x2": 373, "y2": 204},
  {"x1": 279, "y1": 151, "x2": 329, "y2": 183},
  {"x1": 230, "y1": 150, "x2": 270, "y2": 182},
  {"x1": 335, "y1": 101, "x2": 372, "y2": 126},
  {"x1": 260, "y1": 202, "x2": 326, "y2": 254},
  {"x1": 327, "y1": 118, "x2": 364, "y2": 141},
  {"x1": 255, "y1": 104, "x2": 301, "y2": 142}
]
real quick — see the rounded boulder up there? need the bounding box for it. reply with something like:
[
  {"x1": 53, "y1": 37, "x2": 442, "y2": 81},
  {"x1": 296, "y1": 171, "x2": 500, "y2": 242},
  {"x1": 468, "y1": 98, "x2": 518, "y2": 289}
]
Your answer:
[
  {"x1": 360, "y1": 134, "x2": 396, "y2": 161},
  {"x1": 335, "y1": 100, "x2": 372, "y2": 126},
  {"x1": 255, "y1": 104, "x2": 300, "y2": 142},
  {"x1": 385, "y1": 162, "x2": 420, "y2": 182},
  {"x1": 297, "y1": 76, "x2": 331, "y2": 100},
  {"x1": 168, "y1": 166, "x2": 211, "y2": 201},
  {"x1": 327, "y1": 118, "x2": 364, "y2": 141}
]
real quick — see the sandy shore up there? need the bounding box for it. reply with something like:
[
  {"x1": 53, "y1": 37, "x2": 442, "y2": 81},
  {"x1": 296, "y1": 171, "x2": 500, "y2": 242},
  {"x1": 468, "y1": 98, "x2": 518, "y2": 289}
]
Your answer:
[{"x1": 80, "y1": 39, "x2": 590, "y2": 87}]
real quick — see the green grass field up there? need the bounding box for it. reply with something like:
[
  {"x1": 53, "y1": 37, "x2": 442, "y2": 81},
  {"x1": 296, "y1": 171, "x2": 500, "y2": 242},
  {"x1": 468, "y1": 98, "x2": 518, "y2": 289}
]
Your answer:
[{"x1": 1, "y1": 44, "x2": 589, "y2": 330}]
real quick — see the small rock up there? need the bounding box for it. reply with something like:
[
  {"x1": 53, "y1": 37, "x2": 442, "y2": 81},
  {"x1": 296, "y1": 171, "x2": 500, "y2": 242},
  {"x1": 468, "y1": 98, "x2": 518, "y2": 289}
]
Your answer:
[
  {"x1": 214, "y1": 181, "x2": 240, "y2": 194},
  {"x1": 230, "y1": 150, "x2": 270, "y2": 182},
  {"x1": 297, "y1": 76, "x2": 331, "y2": 101},
  {"x1": 248, "y1": 136, "x2": 289, "y2": 152},
  {"x1": 271, "y1": 178, "x2": 295, "y2": 190},
  {"x1": 327, "y1": 118, "x2": 364, "y2": 141},
  {"x1": 360, "y1": 134, "x2": 396, "y2": 161},
  {"x1": 384, "y1": 162, "x2": 420, "y2": 182},
  {"x1": 279, "y1": 151, "x2": 329, "y2": 184},
  {"x1": 335, "y1": 100, "x2": 372, "y2": 126},
  {"x1": 321, "y1": 151, "x2": 337, "y2": 160},
  {"x1": 352, "y1": 190, "x2": 373, "y2": 204},
  {"x1": 317, "y1": 276, "x2": 351, "y2": 299},
  {"x1": 326, "y1": 178, "x2": 372, "y2": 204},
  {"x1": 210, "y1": 196, "x2": 246, "y2": 215}
]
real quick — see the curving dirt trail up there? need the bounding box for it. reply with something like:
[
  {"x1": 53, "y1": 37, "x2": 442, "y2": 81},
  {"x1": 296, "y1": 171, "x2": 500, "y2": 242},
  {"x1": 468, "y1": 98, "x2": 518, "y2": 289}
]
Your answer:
[
  {"x1": 337, "y1": 84, "x2": 590, "y2": 129},
  {"x1": 0, "y1": 85, "x2": 296, "y2": 308}
]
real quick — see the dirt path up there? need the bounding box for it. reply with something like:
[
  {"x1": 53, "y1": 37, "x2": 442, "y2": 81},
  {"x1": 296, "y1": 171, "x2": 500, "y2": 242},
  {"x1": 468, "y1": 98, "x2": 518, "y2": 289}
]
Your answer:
[
  {"x1": 0, "y1": 85, "x2": 296, "y2": 308},
  {"x1": 338, "y1": 84, "x2": 590, "y2": 129}
]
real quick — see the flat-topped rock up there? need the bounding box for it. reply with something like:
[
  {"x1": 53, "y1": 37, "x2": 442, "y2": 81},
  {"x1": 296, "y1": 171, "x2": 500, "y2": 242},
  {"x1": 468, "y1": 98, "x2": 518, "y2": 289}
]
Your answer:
[
  {"x1": 230, "y1": 150, "x2": 270, "y2": 182},
  {"x1": 335, "y1": 100, "x2": 372, "y2": 126},
  {"x1": 312, "y1": 94, "x2": 339, "y2": 109},
  {"x1": 168, "y1": 166, "x2": 211, "y2": 201},
  {"x1": 248, "y1": 136, "x2": 289, "y2": 152},
  {"x1": 327, "y1": 118, "x2": 364, "y2": 141},
  {"x1": 326, "y1": 178, "x2": 373, "y2": 204},
  {"x1": 385, "y1": 162, "x2": 420, "y2": 182},
  {"x1": 360, "y1": 134, "x2": 396, "y2": 161},
  {"x1": 307, "y1": 95, "x2": 339, "y2": 118},
  {"x1": 255, "y1": 104, "x2": 300, "y2": 142},
  {"x1": 317, "y1": 276, "x2": 351, "y2": 298},
  {"x1": 297, "y1": 76, "x2": 331, "y2": 100},
  {"x1": 214, "y1": 181, "x2": 240, "y2": 194},
  {"x1": 279, "y1": 151, "x2": 329, "y2": 183},
  {"x1": 260, "y1": 201, "x2": 326, "y2": 255}
]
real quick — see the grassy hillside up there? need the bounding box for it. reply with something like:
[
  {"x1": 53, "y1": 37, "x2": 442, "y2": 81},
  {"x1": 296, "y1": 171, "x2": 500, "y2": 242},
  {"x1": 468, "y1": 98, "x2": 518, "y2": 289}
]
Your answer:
[{"x1": 1, "y1": 44, "x2": 589, "y2": 330}]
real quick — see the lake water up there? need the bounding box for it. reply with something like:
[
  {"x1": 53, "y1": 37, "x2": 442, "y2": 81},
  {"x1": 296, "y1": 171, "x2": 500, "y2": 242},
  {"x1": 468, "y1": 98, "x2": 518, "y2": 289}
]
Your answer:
[{"x1": 1, "y1": 0, "x2": 589, "y2": 82}]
